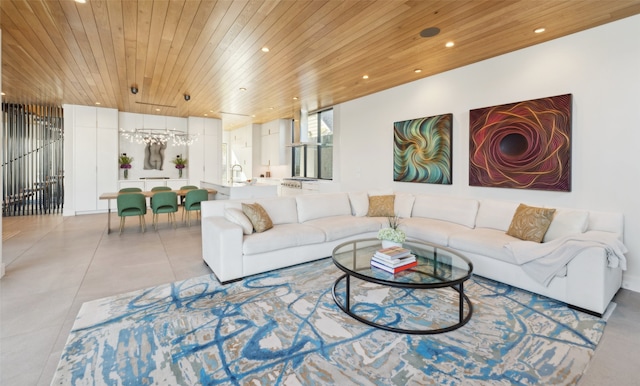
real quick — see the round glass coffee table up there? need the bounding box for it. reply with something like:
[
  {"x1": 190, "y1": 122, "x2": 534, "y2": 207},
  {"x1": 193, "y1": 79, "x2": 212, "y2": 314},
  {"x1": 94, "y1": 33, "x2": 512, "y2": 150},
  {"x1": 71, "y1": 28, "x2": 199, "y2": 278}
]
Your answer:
[{"x1": 332, "y1": 238, "x2": 473, "y2": 334}]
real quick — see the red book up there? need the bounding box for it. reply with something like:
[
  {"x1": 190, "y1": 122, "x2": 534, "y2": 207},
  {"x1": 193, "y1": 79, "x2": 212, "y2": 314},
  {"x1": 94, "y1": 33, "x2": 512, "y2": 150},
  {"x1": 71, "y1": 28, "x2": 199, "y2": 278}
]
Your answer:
[{"x1": 371, "y1": 260, "x2": 418, "y2": 274}]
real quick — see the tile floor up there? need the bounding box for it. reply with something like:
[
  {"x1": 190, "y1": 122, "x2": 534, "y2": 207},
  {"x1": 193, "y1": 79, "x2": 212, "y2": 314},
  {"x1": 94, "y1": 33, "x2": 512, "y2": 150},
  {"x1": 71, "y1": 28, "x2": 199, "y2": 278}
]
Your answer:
[{"x1": 1, "y1": 213, "x2": 638, "y2": 385}]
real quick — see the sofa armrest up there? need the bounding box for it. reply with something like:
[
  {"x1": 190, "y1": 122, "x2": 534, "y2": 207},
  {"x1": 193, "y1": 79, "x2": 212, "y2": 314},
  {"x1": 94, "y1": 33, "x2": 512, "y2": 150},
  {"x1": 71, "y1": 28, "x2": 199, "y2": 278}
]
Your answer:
[
  {"x1": 202, "y1": 217, "x2": 244, "y2": 283},
  {"x1": 565, "y1": 247, "x2": 622, "y2": 314}
]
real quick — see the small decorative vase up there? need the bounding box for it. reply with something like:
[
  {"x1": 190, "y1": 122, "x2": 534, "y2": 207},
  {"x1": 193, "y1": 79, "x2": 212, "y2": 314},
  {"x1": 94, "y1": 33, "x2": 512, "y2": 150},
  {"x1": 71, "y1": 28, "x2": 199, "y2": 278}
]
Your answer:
[
  {"x1": 381, "y1": 240, "x2": 402, "y2": 249},
  {"x1": 124, "y1": 169, "x2": 128, "y2": 179},
  {"x1": 178, "y1": 169, "x2": 183, "y2": 178}
]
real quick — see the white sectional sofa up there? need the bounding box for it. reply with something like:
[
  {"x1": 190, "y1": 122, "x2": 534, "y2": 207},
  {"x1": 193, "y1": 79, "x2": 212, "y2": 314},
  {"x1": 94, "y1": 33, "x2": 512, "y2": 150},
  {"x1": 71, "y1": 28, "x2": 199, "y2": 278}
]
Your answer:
[{"x1": 200, "y1": 192, "x2": 626, "y2": 316}]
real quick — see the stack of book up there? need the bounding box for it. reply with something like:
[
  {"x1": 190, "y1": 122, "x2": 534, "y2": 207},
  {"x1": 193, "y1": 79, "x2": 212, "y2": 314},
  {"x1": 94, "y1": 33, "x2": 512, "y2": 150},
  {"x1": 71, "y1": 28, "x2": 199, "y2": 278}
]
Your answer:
[{"x1": 371, "y1": 246, "x2": 417, "y2": 273}]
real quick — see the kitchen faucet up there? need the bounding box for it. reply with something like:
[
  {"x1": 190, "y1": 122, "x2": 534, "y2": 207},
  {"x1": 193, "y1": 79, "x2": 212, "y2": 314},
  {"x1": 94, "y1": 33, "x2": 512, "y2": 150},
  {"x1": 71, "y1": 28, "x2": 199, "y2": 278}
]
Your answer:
[{"x1": 231, "y1": 164, "x2": 243, "y2": 182}]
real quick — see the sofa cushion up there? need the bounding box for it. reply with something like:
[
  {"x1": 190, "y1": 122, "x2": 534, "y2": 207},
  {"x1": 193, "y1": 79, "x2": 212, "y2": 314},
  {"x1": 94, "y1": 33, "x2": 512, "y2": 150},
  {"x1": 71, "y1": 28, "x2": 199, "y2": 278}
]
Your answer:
[
  {"x1": 242, "y1": 203, "x2": 273, "y2": 233},
  {"x1": 476, "y1": 200, "x2": 519, "y2": 231},
  {"x1": 304, "y1": 215, "x2": 382, "y2": 241},
  {"x1": 296, "y1": 193, "x2": 352, "y2": 222},
  {"x1": 224, "y1": 208, "x2": 253, "y2": 235},
  {"x1": 401, "y1": 217, "x2": 471, "y2": 246},
  {"x1": 242, "y1": 223, "x2": 326, "y2": 255},
  {"x1": 256, "y1": 196, "x2": 298, "y2": 225},
  {"x1": 367, "y1": 195, "x2": 395, "y2": 217},
  {"x1": 412, "y1": 195, "x2": 479, "y2": 228},
  {"x1": 348, "y1": 191, "x2": 369, "y2": 217},
  {"x1": 394, "y1": 192, "x2": 415, "y2": 219},
  {"x1": 448, "y1": 228, "x2": 519, "y2": 264},
  {"x1": 543, "y1": 209, "x2": 589, "y2": 242},
  {"x1": 506, "y1": 204, "x2": 555, "y2": 242}
]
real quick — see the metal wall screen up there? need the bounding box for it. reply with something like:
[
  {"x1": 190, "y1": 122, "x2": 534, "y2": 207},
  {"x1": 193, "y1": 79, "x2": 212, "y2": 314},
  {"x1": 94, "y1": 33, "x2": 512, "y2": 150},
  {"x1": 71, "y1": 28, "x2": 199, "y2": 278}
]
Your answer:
[{"x1": 2, "y1": 104, "x2": 64, "y2": 216}]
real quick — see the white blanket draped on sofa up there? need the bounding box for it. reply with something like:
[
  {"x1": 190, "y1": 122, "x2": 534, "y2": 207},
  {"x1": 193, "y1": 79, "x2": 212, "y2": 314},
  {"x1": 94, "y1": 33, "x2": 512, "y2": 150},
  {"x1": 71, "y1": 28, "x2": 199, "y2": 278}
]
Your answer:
[{"x1": 505, "y1": 231, "x2": 628, "y2": 286}]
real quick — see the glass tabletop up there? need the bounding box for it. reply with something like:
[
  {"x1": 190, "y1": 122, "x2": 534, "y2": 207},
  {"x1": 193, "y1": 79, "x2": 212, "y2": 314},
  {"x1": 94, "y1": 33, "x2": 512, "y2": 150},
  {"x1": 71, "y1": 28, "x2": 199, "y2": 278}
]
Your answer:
[{"x1": 332, "y1": 238, "x2": 473, "y2": 288}]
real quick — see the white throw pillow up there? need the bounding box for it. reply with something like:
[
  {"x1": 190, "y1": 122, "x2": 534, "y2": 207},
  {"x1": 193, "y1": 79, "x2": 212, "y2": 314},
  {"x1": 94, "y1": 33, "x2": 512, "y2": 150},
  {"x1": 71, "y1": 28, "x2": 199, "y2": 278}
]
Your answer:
[
  {"x1": 224, "y1": 208, "x2": 253, "y2": 235},
  {"x1": 348, "y1": 191, "x2": 369, "y2": 217},
  {"x1": 394, "y1": 192, "x2": 415, "y2": 218},
  {"x1": 543, "y1": 209, "x2": 589, "y2": 242}
]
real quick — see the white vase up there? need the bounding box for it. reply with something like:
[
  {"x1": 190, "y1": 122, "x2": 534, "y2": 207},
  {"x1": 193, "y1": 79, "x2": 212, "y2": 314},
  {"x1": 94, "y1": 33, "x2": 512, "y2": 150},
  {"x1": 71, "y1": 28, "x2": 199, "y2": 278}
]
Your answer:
[{"x1": 381, "y1": 240, "x2": 402, "y2": 249}]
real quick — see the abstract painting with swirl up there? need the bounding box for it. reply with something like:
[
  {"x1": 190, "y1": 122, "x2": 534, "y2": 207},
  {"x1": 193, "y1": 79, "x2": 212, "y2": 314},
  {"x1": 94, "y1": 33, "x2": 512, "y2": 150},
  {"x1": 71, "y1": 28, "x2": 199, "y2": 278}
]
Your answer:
[
  {"x1": 394, "y1": 113, "x2": 452, "y2": 184},
  {"x1": 469, "y1": 94, "x2": 572, "y2": 191}
]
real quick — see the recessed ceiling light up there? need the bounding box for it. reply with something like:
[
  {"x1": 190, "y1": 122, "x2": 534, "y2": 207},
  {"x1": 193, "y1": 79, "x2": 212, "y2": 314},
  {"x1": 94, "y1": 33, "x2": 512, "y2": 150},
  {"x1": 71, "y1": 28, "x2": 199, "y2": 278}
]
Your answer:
[
  {"x1": 75, "y1": 0, "x2": 86, "y2": 3},
  {"x1": 155, "y1": 108, "x2": 160, "y2": 112},
  {"x1": 261, "y1": 47, "x2": 270, "y2": 52},
  {"x1": 239, "y1": 87, "x2": 247, "y2": 91},
  {"x1": 534, "y1": 27, "x2": 546, "y2": 34},
  {"x1": 2, "y1": 92, "x2": 6, "y2": 96},
  {"x1": 414, "y1": 69, "x2": 422, "y2": 73},
  {"x1": 95, "y1": 102, "x2": 101, "y2": 105},
  {"x1": 445, "y1": 41, "x2": 455, "y2": 48},
  {"x1": 204, "y1": 113, "x2": 208, "y2": 117},
  {"x1": 293, "y1": 96, "x2": 298, "y2": 100},
  {"x1": 362, "y1": 75, "x2": 369, "y2": 79},
  {"x1": 420, "y1": 27, "x2": 440, "y2": 38}
]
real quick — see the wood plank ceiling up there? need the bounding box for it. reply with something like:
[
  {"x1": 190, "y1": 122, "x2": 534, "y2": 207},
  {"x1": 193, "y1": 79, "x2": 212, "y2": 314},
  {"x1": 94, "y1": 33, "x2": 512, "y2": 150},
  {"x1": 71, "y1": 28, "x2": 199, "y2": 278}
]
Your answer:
[{"x1": 2, "y1": 0, "x2": 640, "y2": 130}]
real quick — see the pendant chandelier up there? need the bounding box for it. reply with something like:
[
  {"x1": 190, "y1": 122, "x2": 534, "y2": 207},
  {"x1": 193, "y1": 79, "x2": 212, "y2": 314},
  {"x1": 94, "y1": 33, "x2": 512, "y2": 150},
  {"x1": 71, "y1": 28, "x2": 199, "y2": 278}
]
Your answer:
[{"x1": 119, "y1": 128, "x2": 197, "y2": 146}]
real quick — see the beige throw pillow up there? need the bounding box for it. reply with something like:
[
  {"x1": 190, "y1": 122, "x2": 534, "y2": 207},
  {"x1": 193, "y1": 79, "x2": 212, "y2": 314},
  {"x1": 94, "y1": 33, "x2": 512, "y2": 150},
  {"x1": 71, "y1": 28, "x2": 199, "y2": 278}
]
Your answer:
[
  {"x1": 367, "y1": 195, "x2": 395, "y2": 217},
  {"x1": 506, "y1": 203, "x2": 556, "y2": 243},
  {"x1": 242, "y1": 202, "x2": 273, "y2": 233}
]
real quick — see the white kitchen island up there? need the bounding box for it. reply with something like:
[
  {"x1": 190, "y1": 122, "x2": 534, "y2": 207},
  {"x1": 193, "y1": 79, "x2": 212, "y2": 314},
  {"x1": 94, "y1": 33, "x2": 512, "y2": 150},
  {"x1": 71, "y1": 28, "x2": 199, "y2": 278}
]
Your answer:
[{"x1": 201, "y1": 180, "x2": 278, "y2": 200}]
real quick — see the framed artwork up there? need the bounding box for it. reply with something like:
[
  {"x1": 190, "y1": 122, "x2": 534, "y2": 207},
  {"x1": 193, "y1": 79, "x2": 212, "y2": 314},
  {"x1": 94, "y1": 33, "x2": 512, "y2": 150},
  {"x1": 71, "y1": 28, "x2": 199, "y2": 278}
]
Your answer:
[
  {"x1": 469, "y1": 94, "x2": 572, "y2": 191},
  {"x1": 394, "y1": 113, "x2": 452, "y2": 184}
]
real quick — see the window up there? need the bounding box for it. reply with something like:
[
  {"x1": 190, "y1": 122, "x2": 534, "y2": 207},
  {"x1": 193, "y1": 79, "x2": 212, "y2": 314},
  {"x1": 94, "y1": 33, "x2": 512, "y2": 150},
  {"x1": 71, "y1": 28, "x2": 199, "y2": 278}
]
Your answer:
[{"x1": 292, "y1": 108, "x2": 333, "y2": 179}]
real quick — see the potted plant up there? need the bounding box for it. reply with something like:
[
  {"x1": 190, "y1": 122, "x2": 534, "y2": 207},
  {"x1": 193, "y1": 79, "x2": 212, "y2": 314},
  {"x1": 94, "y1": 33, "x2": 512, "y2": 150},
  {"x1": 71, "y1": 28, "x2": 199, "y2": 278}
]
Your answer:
[
  {"x1": 172, "y1": 155, "x2": 187, "y2": 178},
  {"x1": 118, "y1": 154, "x2": 133, "y2": 179},
  {"x1": 377, "y1": 215, "x2": 406, "y2": 248}
]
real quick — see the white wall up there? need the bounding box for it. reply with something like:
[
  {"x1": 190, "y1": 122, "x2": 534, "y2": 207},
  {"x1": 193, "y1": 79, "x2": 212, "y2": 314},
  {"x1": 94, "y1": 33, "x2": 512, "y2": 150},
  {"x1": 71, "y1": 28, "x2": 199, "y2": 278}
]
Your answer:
[
  {"x1": 337, "y1": 15, "x2": 640, "y2": 291},
  {"x1": 118, "y1": 112, "x2": 188, "y2": 180}
]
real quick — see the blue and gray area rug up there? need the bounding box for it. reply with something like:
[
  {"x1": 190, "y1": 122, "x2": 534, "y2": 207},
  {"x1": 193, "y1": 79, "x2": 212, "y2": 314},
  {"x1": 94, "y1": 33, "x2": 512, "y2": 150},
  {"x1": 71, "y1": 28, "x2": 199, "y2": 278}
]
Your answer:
[{"x1": 53, "y1": 258, "x2": 604, "y2": 385}]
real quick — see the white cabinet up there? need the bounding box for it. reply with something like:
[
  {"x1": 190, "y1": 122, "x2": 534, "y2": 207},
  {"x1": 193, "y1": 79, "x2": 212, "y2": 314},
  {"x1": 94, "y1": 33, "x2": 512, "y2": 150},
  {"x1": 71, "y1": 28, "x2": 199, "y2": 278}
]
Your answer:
[
  {"x1": 188, "y1": 116, "x2": 222, "y2": 186},
  {"x1": 261, "y1": 119, "x2": 287, "y2": 166},
  {"x1": 228, "y1": 124, "x2": 257, "y2": 179},
  {"x1": 67, "y1": 105, "x2": 118, "y2": 214},
  {"x1": 116, "y1": 179, "x2": 187, "y2": 191}
]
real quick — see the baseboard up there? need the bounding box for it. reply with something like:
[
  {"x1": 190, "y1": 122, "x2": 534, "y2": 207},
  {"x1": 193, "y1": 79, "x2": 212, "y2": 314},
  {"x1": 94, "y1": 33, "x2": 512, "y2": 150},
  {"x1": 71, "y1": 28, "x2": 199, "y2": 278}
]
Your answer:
[{"x1": 621, "y1": 272, "x2": 640, "y2": 293}]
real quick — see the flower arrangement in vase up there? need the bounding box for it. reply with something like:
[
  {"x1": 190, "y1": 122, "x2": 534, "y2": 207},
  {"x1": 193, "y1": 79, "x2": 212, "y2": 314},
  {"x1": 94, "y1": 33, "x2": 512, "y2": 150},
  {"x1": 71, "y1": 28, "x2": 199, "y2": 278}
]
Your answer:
[
  {"x1": 377, "y1": 215, "x2": 406, "y2": 248},
  {"x1": 118, "y1": 154, "x2": 133, "y2": 179},
  {"x1": 172, "y1": 155, "x2": 187, "y2": 178}
]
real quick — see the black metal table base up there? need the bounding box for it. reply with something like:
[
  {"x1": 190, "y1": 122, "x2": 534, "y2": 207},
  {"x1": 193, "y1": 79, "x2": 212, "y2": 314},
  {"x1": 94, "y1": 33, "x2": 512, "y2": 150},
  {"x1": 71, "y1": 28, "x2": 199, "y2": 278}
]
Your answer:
[{"x1": 332, "y1": 273, "x2": 473, "y2": 335}]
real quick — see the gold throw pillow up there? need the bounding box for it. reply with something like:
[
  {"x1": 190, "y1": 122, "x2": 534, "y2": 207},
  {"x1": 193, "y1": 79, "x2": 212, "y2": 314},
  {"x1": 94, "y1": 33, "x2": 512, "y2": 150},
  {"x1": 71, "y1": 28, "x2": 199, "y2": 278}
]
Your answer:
[
  {"x1": 242, "y1": 202, "x2": 273, "y2": 233},
  {"x1": 506, "y1": 203, "x2": 556, "y2": 243},
  {"x1": 367, "y1": 195, "x2": 395, "y2": 217}
]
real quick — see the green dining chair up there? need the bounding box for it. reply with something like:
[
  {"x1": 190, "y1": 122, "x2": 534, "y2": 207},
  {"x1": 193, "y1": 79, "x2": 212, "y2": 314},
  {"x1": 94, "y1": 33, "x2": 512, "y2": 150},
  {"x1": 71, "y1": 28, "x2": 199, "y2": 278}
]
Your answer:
[
  {"x1": 119, "y1": 187, "x2": 142, "y2": 192},
  {"x1": 183, "y1": 189, "x2": 209, "y2": 227},
  {"x1": 117, "y1": 193, "x2": 147, "y2": 233},
  {"x1": 151, "y1": 191, "x2": 178, "y2": 230},
  {"x1": 150, "y1": 185, "x2": 171, "y2": 207},
  {"x1": 179, "y1": 185, "x2": 198, "y2": 206}
]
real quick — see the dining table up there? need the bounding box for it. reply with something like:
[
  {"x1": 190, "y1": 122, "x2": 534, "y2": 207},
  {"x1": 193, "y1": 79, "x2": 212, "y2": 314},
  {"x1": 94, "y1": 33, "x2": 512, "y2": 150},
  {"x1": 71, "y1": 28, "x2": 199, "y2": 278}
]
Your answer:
[{"x1": 99, "y1": 188, "x2": 217, "y2": 234}]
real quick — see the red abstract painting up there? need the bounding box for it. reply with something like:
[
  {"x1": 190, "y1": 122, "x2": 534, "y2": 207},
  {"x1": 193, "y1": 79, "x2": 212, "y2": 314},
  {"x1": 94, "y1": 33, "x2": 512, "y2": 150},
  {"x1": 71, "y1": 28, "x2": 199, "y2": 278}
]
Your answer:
[{"x1": 469, "y1": 94, "x2": 572, "y2": 191}]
